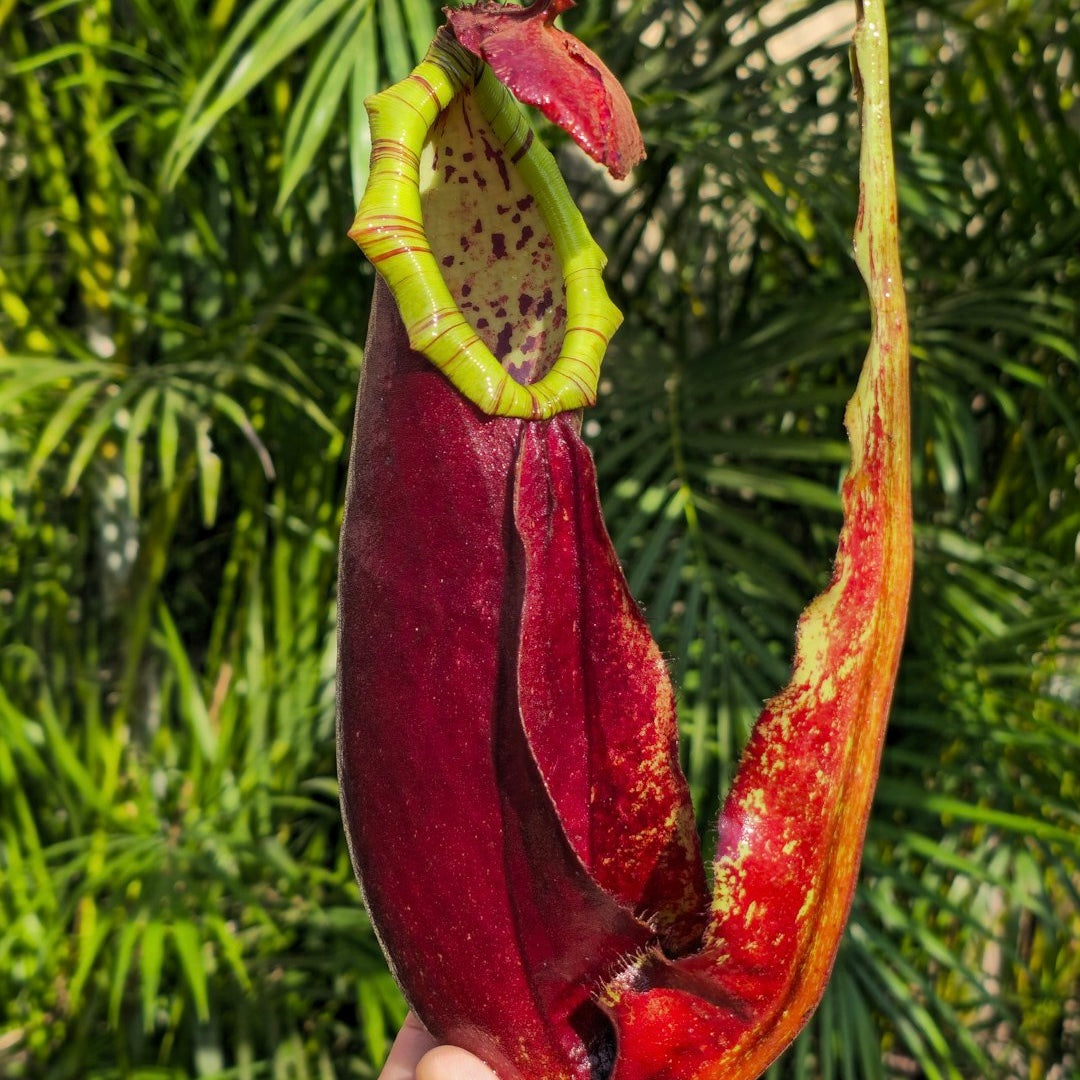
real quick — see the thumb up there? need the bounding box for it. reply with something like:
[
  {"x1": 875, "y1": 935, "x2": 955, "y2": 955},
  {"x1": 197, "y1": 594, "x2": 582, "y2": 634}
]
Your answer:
[
  {"x1": 380, "y1": 1013, "x2": 438, "y2": 1080},
  {"x1": 417, "y1": 1044, "x2": 500, "y2": 1080}
]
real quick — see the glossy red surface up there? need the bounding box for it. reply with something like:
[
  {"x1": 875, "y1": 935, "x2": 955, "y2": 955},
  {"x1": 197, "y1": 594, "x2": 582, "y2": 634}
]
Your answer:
[
  {"x1": 515, "y1": 426, "x2": 706, "y2": 956},
  {"x1": 338, "y1": 280, "x2": 657, "y2": 1080}
]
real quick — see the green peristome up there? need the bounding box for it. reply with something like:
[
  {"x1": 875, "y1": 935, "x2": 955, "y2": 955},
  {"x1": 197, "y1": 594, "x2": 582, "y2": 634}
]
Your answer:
[{"x1": 348, "y1": 29, "x2": 621, "y2": 419}]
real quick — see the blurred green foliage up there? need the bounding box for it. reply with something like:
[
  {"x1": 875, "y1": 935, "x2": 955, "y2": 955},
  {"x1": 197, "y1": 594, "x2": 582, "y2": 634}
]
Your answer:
[{"x1": 1, "y1": 0, "x2": 1078, "y2": 1077}]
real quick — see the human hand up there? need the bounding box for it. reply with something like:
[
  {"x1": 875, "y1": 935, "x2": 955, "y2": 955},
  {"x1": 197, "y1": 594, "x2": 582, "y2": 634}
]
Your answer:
[{"x1": 378, "y1": 1012, "x2": 500, "y2": 1080}]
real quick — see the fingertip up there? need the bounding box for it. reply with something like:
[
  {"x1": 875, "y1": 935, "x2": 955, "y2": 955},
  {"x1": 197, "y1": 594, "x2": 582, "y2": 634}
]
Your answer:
[
  {"x1": 380, "y1": 1013, "x2": 439, "y2": 1080},
  {"x1": 416, "y1": 1044, "x2": 500, "y2": 1080}
]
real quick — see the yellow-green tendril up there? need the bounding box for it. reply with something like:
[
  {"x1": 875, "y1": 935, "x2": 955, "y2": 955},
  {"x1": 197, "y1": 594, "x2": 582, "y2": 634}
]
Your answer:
[{"x1": 348, "y1": 30, "x2": 622, "y2": 420}]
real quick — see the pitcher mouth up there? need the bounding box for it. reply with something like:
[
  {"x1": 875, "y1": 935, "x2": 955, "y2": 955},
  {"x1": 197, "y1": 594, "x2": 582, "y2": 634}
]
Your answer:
[{"x1": 348, "y1": 28, "x2": 623, "y2": 421}]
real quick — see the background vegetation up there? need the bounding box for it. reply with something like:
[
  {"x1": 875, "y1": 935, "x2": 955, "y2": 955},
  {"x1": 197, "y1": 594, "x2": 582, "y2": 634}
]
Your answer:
[{"x1": 1, "y1": 0, "x2": 1078, "y2": 1076}]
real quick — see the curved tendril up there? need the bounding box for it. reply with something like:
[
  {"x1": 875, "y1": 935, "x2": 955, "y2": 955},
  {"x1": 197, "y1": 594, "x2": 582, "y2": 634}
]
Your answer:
[{"x1": 348, "y1": 29, "x2": 622, "y2": 420}]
